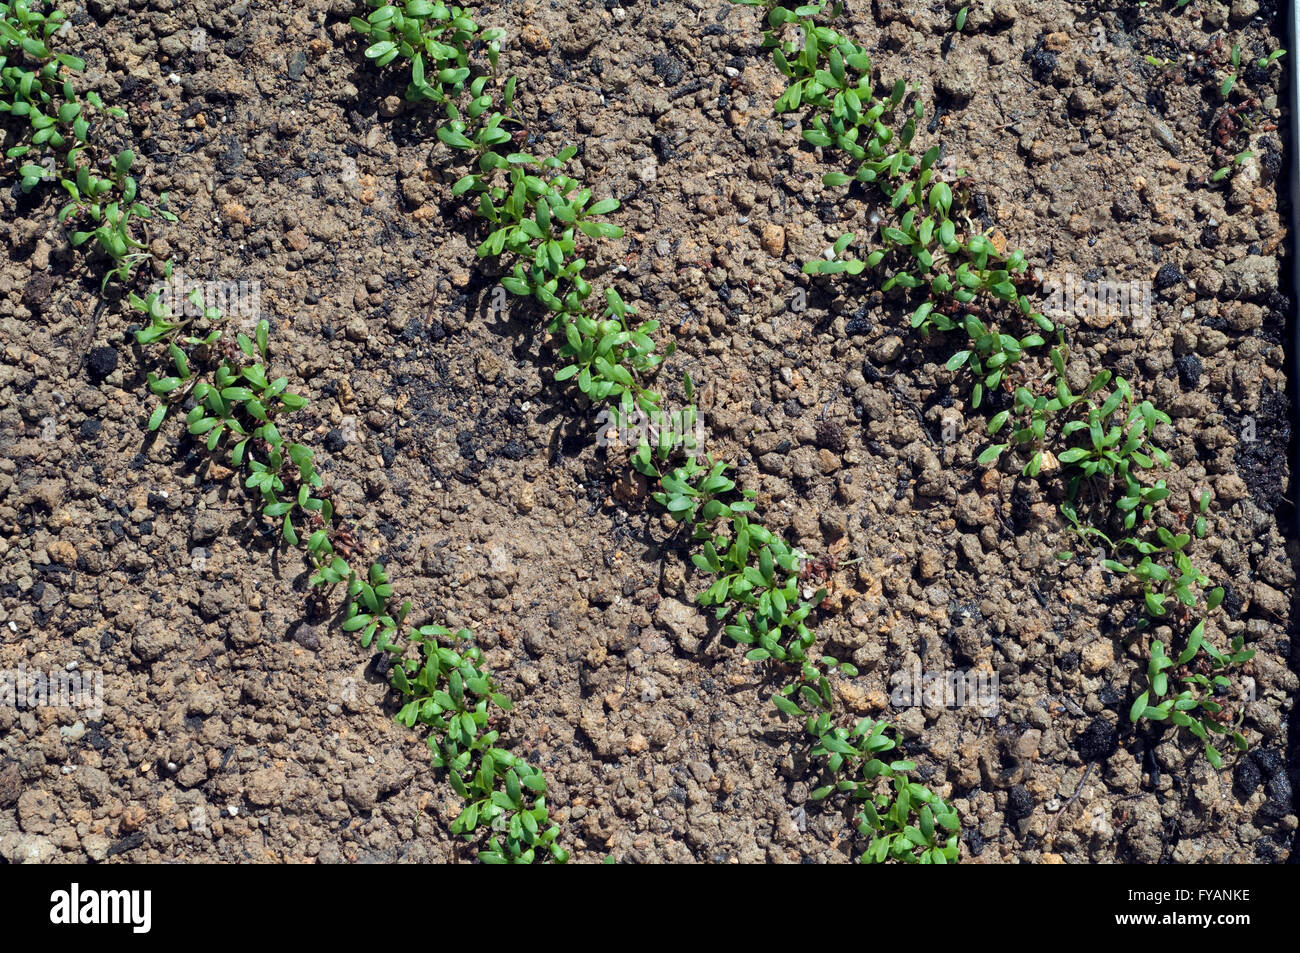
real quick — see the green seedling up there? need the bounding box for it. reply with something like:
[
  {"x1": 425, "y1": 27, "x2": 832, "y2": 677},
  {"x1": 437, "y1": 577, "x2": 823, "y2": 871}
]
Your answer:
[
  {"x1": 1170, "y1": 40, "x2": 1284, "y2": 183},
  {"x1": 1116, "y1": 534, "x2": 1211, "y2": 622},
  {"x1": 1129, "y1": 619, "x2": 1254, "y2": 769},
  {"x1": 4, "y1": 2, "x2": 559, "y2": 866},
  {"x1": 1, "y1": 0, "x2": 88, "y2": 150},
  {"x1": 352, "y1": 0, "x2": 505, "y2": 101},
  {"x1": 981, "y1": 345, "x2": 1074, "y2": 475},
  {"x1": 129, "y1": 280, "x2": 559, "y2": 862},
  {"x1": 131, "y1": 287, "x2": 324, "y2": 547},
  {"x1": 1055, "y1": 373, "x2": 1172, "y2": 528},
  {"x1": 1211, "y1": 149, "x2": 1253, "y2": 183},
  {"x1": 388, "y1": 624, "x2": 567, "y2": 863},
  {"x1": 808, "y1": 715, "x2": 960, "y2": 864},
  {"x1": 3, "y1": 1, "x2": 169, "y2": 285},
  {"x1": 353, "y1": 0, "x2": 960, "y2": 860},
  {"x1": 64, "y1": 152, "x2": 177, "y2": 289},
  {"x1": 128, "y1": 285, "x2": 560, "y2": 862},
  {"x1": 729, "y1": 0, "x2": 1243, "y2": 771},
  {"x1": 767, "y1": 0, "x2": 1053, "y2": 427},
  {"x1": 1219, "y1": 44, "x2": 1241, "y2": 97}
]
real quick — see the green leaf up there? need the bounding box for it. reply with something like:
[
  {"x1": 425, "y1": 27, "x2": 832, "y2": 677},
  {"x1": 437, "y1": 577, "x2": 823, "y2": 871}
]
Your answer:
[
  {"x1": 1129, "y1": 691, "x2": 1149, "y2": 724},
  {"x1": 772, "y1": 694, "x2": 802, "y2": 717},
  {"x1": 438, "y1": 126, "x2": 474, "y2": 150}
]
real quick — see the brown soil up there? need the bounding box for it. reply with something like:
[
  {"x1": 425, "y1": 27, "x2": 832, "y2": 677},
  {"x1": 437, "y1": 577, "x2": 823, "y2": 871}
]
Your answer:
[{"x1": 0, "y1": 0, "x2": 1295, "y2": 863}]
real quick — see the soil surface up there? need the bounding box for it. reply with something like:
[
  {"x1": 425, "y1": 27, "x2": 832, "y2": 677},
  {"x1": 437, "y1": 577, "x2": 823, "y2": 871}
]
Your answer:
[{"x1": 0, "y1": 0, "x2": 1296, "y2": 863}]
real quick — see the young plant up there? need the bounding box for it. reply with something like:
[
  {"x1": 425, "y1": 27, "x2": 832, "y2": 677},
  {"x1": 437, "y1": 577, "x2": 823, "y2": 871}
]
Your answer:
[
  {"x1": 5, "y1": 1, "x2": 559, "y2": 865},
  {"x1": 388, "y1": 624, "x2": 567, "y2": 863},
  {"x1": 129, "y1": 283, "x2": 562, "y2": 863},
  {"x1": 1219, "y1": 44, "x2": 1242, "y2": 97},
  {"x1": 1129, "y1": 619, "x2": 1254, "y2": 769},
  {"x1": 352, "y1": 0, "x2": 505, "y2": 102},
  {"x1": 355, "y1": 0, "x2": 960, "y2": 861},
  {"x1": 1211, "y1": 148, "x2": 1253, "y2": 183},
  {"x1": 3, "y1": 1, "x2": 171, "y2": 286},
  {"x1": 809, "y1": 715, "x2": 961, "y2": 864},
  {"x1": 1056, "y1": 373, "x2": 1172, "y2": 528},
  {"x1": 730, "y1": 0, "x2": 1251, "y2": 770}
]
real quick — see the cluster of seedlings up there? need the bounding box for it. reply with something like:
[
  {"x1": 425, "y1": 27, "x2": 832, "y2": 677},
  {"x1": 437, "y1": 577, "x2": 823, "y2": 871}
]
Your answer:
[
  {"x1": 1, "y1": 0, "x2": 175, "y2": 287},
  {"x1": 5, "y1": 0, "x2": 1274, "y2": 864},
  {"x1": 4, "y1": 0, "x2": 563, "y2": 864},
  {"x1": 1138, "y1": 7, "x2": 1286, "y2": 185},
  {"x1": 732, "y1": 0, "x2": 1254, "y2": 768},
  {"x1": 1207, "y1": 39, "x2": 1285, "y2": 184},
  {"x1": 352, "y1": 0, "x2": 961, "y2": 862}
]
